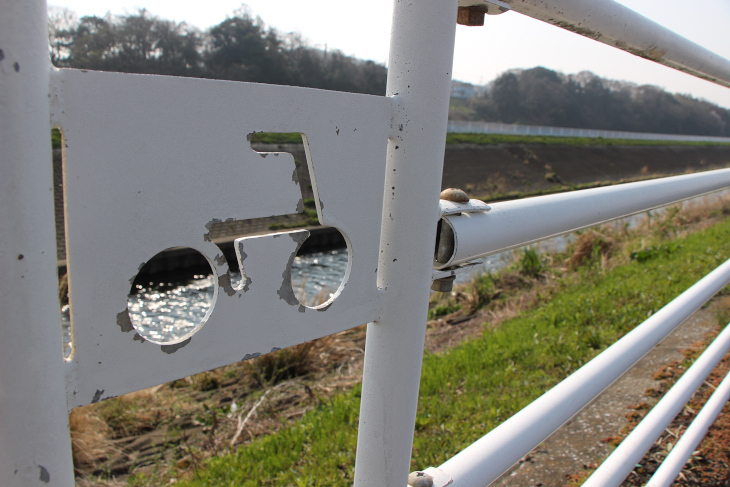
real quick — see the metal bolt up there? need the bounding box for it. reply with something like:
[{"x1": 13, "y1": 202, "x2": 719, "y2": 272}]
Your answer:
[
  {"x1": 431, "y1": 276, "x2": 455, "y2": 293},
  {"x1": 440, "y1": 188, "x2": 470, "y2": 203},
  {"x1": 456, "y1": 6, "x2": 487, "y2": 26},
  {"x1": 408, "y1": 471, "x2": 434, "y2": 487}
]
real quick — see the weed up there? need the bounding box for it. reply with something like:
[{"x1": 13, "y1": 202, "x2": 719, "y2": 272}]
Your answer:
[
  {"x1": 630, "y1": 243, "x2": 681, "y2": 263},
  {"x1": 444, "y1": 132, "x2": 730, "y2": 147},
  {"x1": 518, "y1": 248, "x2": 544, "y2": 278},
  {"x1": 428, "y1": 303, "x2": 462, "y2": 320},
  {"x1": 246, "y1": 342, "x2": 316, "y2": 386}
]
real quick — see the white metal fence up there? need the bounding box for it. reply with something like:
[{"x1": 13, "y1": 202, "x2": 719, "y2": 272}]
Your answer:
[
  {"x1": 447, "y1": 120, "x2": 730, "y2": 143},
  {"x1": 1, "y1": 0, "x2": 730, "y2": 486}
]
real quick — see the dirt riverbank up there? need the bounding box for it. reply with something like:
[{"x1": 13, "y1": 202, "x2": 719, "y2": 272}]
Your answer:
[{"x1": 52, "y1": 143, "x2": 730, "y2": 263}]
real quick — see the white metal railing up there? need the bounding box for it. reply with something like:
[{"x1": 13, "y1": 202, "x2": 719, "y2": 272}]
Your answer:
[
  {"x1": 423, "y1": 258, "x2": 730, "y2": 486},
  {"x1": 446, "y1": 120, "x2": 730, "y2": 143},
  {"x1": 1, "y1": 0, "x2": 730, "y2": 486}
]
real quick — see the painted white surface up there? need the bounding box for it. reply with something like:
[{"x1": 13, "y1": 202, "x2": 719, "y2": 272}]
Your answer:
[
  {"x1": 0, "y1": 0, "x2": 76, "y2": 485},
  {"x1": 52, "y1": 68, "x2": 391, "y2": 409}
]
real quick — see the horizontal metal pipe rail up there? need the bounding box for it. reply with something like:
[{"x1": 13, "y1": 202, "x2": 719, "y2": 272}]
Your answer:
[
  {"x1": 436, "y1": 168, "x2": 730, "y2": 269},
  {"x1": 583, "y1": 323, "x2": 730, "y2": 486},
  {"x1": 424, "y1": 257, "x2": 730, "y2": 487},
  {"x1": 647, "y1": 370, "x2": 730, "y2": 487},
  {"x1": 498, "y1": 0, "x2": 730, "y2": 88}
]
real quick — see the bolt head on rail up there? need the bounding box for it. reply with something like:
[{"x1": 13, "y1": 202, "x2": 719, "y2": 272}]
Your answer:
[{"x1": 408, "y1": 470, "x2": 434, "y2": 487}]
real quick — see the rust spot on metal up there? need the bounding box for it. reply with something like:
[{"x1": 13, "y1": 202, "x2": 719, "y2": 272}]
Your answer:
[
  {"x1": 553, "y1": 20, "x2": 601, "y2": 40},
  {"x1": 457, "y1": 6, "x2": 487, "y2": 26},
  {"x1": 116, "y1": 311, "x2": 134, "y2": 333},
  {"x1": 218, "y1": 272, "x2": 236, "y2": 296},
  {"x1": 628, "y1": 45, "x2": 667, "y2": 61},
  {"x1": 161, "y1": 337, "x2": 191, "y2": 354},
  {"x1": 17, "y1": 254, "x2": 23, "y2": 260}
]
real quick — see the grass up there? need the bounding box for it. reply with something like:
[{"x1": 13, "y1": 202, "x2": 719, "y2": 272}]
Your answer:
[
  {"x1": 445, "y1": 132, "x2": 730, "y2": 147},
  {"x1": 240, "y1": 130, "x2": 730, "y2": 148},
  {"x1": 159, "y1": 201, "x2": 730, "y2": 486}
]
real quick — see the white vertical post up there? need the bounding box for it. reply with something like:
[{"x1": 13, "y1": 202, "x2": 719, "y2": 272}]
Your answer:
[
  {"x1": 0, "y1": 1, "x2": 75, "y2": 486},
  {"x1": 354, "y1": 0, "x2": 458, "y2": 485}
]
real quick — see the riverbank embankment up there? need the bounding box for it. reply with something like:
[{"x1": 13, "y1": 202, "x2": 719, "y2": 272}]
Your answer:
[{"x1": 53, "y1": 141, "x2": 730, "y2": 274}]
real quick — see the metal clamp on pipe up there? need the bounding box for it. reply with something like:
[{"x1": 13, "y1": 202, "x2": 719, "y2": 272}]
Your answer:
[{"x1": 432, "y1": 189, "x2": 490, "y2": 292}]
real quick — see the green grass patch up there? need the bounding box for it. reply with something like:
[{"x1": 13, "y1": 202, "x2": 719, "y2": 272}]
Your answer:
[
  {"x1": 269, "y1": 198, "x2": 319, "y2": 230},
  {"x1": 445, "y1": 132, "x2": 730, "y2": 147},
  {"x1": 249, "y1": 132, "x2": 304, "y2": 145},
  {"x1": 242, "y1": 131, "x2": 730, "y2": 147},
  {"x1": 169, "y1": 218, "x2": 730, "y2": 487},
  {"x1": 52, "y1": 128, "x2": 62, "y2": 149}
]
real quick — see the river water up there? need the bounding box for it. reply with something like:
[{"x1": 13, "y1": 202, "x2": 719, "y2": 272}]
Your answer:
[{"x1": 61, "y1": 190, "x2": 729, "y2": 356}]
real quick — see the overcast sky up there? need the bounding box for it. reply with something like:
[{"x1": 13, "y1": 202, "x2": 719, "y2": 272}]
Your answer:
[{"x1": 48, "y1": 0, "x2": 730, "y2": 109}]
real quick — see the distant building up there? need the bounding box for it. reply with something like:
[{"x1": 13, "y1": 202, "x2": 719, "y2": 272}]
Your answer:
[{"x1": 451, "y1": 80, "x2": 479, "y2": 99}]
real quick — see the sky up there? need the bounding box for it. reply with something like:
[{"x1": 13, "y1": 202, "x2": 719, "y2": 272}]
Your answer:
[{"x1": 47, "y1": 0, "x2": 730, "y2": 109}]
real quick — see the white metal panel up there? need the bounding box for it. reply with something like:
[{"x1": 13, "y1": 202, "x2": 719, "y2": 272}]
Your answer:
[{"x1": 52, "y1": 69, "x2": 391, "y2": 409}]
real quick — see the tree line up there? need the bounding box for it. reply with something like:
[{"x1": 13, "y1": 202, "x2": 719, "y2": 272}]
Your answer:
[
  {"x1": 48, "y1": 8, "x2": 730, "y2": 136},
  {"x1": 459, "y1": 67, "x2": 730, "y2": 137},
  {"x1": 47, "y1": 6, "x2": 387, "y2": 95}
]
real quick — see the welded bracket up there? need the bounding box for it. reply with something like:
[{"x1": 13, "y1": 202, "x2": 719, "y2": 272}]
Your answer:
[{"x1": 432, "y1": 197, "x2": 490, "y2": 292}]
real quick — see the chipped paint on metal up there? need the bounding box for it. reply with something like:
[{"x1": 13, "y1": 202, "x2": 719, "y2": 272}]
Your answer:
[
  {"x1": 277, "y1": 231, "x2": 310, "y2": 306},
  {"x1": 204, "y1": 217, "x2": 234, "y2": 242},
  {"x1": 553, "y1": 20, "x2": 600, "y2": 40},
  {"x1": 236, "y1": 241, "x2": 253, "y2": 292},
  {"x1": 38, "y1": 466, "x2": 50, "y2": 483},
  {"x1": 214, "y1": 254, "x2": 227, "y2": 266},
  {"x1": 270, "y1": 347, "x2": 281, "y2": 352},
  {"x1": 133, "y1": 333, "x2": 146, "y2": 343},
  {"x1": 292, "y1": 167, "x2": 300, "y2": 185},
  {"x1": 218, "y1": 272, "x2": 236, "y2": 297},
  {"x1": 91, "y1": 389, "x2": 104, "y2": 404},
  {"x1": 242, "y1": 352, "x2": 261, "y2": 361},
  {"x1": 160, "y1": 337, "x2": 191, "y2": 354},
  {"x1": 116, "y1": 311, "x2": 134, "y2": 333},
  {"x1": 296, "y1": 198, "x2": 304, "y2": 214}
]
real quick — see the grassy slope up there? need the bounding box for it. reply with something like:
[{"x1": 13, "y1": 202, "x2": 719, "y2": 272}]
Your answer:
[
  {"x1": 160, "y1": 218, "x2": 730, "y2": 486},
  {"x1": 224, "y1": 131, "x2": 730, "y2": 147}
]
